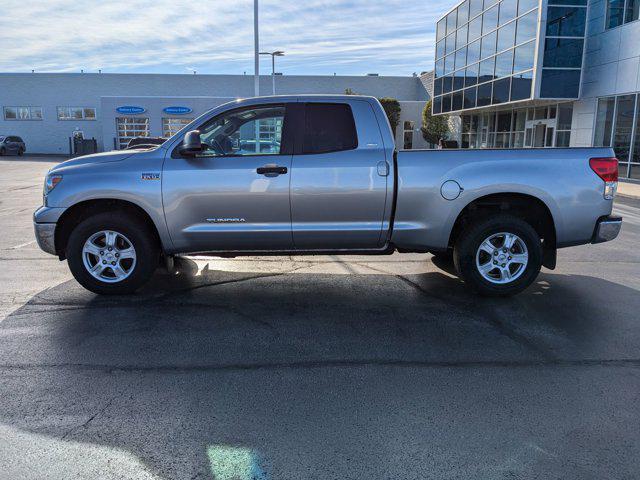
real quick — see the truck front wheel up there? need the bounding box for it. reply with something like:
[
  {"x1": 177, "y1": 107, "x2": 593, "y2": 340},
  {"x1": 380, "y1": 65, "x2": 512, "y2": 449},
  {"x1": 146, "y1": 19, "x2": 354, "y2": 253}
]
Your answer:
[
  {"x1": 453, "y1": 215, "x2": 542, "y2": 297},
  {"x1": 66, "y1": 212, "x2": 159, "y2": 294}
]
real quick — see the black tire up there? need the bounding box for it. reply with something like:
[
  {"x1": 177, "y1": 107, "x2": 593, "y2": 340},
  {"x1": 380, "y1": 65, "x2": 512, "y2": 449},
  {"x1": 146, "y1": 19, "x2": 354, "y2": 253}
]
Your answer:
[
  {"x1": 17, "y1": 148, "x2": 24, "y2": 156},
  {"x1": 66, "y1": 211, "x2": 160, "y2": 294},
  {"x1": 0, "y1": 147, "x2": 5, "y2": 156},
  {"x1": 453, "y1": 214, "x2": 542, "y2": 297}
]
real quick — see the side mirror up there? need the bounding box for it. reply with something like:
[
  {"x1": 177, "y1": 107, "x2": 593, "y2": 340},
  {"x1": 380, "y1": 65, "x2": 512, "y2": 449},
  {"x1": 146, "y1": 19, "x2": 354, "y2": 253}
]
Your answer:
[{"x1": 179, "y1": 130, "x2": 203, "y2": 156}]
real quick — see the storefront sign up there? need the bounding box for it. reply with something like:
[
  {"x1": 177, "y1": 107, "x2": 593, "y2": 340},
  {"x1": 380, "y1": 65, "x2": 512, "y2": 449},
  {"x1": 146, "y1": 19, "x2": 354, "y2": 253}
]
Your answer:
[
  {"x1": 163, "y1": 106, "x2": 193, "y2": 115},
  {"x1": 116, "y1": 106, "x2": 146, "y2": 114}
]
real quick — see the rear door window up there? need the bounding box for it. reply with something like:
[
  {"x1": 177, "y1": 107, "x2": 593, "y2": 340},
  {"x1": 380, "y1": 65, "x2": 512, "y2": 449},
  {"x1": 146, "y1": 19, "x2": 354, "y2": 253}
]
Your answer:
[{"x1": 302, "y1": 103, "x2": 358, "y2": 154}]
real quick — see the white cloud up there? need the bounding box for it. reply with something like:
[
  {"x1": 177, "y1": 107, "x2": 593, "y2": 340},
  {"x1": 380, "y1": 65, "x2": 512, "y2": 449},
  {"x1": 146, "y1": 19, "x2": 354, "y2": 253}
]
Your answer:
[{"x1": 0, "y1": 0, "x2": 454, "y2": 75}]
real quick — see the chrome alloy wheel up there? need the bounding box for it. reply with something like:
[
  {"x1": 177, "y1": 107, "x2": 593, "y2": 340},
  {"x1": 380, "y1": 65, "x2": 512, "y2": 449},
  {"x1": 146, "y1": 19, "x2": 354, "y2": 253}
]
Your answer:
[
  {"x1": 82, "y1": 230, "x2": 137, "y2": 283},
  {"x1": 475, "y1": 232, "x2": 529, "y2": 285}
]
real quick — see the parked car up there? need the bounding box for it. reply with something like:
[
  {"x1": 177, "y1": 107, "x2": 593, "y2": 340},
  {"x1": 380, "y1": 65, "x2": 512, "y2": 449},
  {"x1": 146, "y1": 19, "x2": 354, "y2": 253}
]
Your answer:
[
  {"x1": 0, "y1": 136, "x2": 26, "y2": 156},
  {"x1": 34, "y1": 95, "x2": 622, "y2": 296},
  {"x1": 125, "y1": 136, "x2": 166, "y2": 150}
]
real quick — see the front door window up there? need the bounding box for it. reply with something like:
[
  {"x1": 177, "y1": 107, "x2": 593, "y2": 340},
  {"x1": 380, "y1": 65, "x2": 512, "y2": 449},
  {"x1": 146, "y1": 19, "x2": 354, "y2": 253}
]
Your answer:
[{"x1": 197, "y1": 106, "x2": 284, "y2": 156}]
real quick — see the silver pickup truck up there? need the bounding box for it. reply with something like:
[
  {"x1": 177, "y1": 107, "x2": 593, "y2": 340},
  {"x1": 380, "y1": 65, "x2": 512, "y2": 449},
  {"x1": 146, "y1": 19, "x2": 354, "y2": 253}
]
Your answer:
[{"x1": 34, "y1": 95, "x2": 621, "y2": 296}]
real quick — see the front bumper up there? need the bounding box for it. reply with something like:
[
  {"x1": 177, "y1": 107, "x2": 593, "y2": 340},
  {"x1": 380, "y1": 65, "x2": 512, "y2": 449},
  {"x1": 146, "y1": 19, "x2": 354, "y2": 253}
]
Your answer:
[
  {"x1": 34, "y1": 222, "x2": 56, "y2": 255},
  {"x1": 592, "y1": 216, "x2": 622, "y2": 244}
]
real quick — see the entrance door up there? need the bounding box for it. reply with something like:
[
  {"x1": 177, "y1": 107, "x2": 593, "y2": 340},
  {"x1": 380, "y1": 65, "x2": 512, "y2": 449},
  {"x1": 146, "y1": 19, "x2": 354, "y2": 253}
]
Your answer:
[
  {"x1": 525, "y1": 118, "x2": 556, "y2": 147},
  {"x1": 533, "y1": 124, "x2": 546, "y2": 147},
  {"x1": 289, "y1": 100, "x2": 389, "y2": 250},
  {"x1": 162, "y1": 103, "x2": 294, "y2": 253}
]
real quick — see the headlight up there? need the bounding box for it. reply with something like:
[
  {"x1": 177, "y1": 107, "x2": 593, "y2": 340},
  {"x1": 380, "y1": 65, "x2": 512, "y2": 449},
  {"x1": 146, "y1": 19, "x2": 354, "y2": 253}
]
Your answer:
[{"x1": 44, "y1": 174, "x2": 63, "y2": 194}]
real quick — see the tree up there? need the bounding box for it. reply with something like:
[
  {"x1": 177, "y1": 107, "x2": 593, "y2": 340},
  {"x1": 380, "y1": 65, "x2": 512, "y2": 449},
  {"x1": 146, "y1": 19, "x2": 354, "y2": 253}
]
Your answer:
[
  {"x1": 421, "y1": 100, "x2": 449, "y2": 146},
  {"x1": 378, "y1": 97, "x2": 401, "y2": 136},
  {"x1": 344, "y1": 90, "x2": 401, "y2": 136}
]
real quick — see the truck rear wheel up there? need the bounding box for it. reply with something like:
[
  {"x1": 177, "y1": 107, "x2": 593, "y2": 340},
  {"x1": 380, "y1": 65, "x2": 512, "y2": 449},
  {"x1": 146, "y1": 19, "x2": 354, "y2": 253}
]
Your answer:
[
  {"x1": 66, "y1": 212, "x2": 159, "y2": 294},
  {"x1": 453, "y1": 214, "x2": 542, "y2": 297}
]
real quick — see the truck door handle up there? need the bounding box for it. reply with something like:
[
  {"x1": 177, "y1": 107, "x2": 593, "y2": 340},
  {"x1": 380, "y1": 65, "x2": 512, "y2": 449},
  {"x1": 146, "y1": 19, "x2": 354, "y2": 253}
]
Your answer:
[{"x1": 257, "y1": 165, "x2": 288, "y2": 176}]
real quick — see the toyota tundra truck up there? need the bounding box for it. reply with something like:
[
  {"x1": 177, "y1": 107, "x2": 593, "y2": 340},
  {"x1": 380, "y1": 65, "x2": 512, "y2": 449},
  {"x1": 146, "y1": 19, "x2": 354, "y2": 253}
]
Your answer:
[{"x1": 33, "y1": 95, "x2": 622, "y2": 296}]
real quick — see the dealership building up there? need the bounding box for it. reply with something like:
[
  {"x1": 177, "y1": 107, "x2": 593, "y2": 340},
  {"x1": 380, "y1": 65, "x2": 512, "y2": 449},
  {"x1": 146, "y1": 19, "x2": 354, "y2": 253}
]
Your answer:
[
  {"x1": 432, "y1": 0, "x2": 640, "y2": 179},
  {"x1": 0, "y1": 73, "x2": 430, "y2": 154}
]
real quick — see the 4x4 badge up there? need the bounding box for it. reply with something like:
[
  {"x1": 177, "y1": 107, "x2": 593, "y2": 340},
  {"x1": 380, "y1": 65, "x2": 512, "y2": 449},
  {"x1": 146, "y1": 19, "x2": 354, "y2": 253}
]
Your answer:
[{"x1": 141, "y1": 172, "x2": 160, "y2": 180}]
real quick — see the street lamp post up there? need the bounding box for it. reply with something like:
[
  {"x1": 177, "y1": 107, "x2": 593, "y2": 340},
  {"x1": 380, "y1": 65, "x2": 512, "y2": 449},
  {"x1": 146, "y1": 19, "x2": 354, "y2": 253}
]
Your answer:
[
  {"x1": 254, "y1": 0, "x2": 259, "y2": 97},
  {"x1": 259, "y1": 51, "x2": 285, "y2": 95}
]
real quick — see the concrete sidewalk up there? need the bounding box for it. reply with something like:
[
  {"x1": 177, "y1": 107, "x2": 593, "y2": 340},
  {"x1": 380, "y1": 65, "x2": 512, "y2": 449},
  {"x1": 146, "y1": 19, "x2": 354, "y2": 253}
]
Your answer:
[{"x1": 618, "y1": 180, "x2": 640, "y2": 200}]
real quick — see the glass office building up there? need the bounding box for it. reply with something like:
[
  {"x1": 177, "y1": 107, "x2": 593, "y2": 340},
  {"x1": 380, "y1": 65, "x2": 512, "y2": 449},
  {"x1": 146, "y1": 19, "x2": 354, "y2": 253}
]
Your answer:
[
  {"x1": 432, "y1": 0, "x2": 588, "y2": 149},
  {"x1": 432, "y1": 0, "x2": 640, "y2": 178}
]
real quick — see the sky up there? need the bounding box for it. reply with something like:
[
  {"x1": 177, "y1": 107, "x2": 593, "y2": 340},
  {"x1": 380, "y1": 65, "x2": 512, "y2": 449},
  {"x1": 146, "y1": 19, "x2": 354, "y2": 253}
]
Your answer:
[{"x1": 0, "y1": 0, "x2": 453, "y2": 77}]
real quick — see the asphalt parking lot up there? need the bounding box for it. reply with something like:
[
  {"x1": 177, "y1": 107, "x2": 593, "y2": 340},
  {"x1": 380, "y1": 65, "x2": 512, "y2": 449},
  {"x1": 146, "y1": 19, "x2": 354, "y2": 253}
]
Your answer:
[{"x1": 1, "y1": 156, "x2": 639, "y2": 480}]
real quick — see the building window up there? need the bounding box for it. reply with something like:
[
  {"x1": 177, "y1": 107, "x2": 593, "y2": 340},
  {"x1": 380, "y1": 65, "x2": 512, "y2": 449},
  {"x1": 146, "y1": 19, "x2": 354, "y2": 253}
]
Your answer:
[
  {"x1": 162, "y1": 117, "x2": 193, "y2": 137},
  {"x1": 512, "y1": 108, "x2": 527, "y2": 147},
  {"x1": 516, "y1": 10, "x2": 538, "y2": 44},
  {"x1": 495, "y1": 49, "x2": 514, "y2": 77},
  {"x1": 496, "y1": 21, "x2": 516, "y2": 52},
  {"x1": 459, "y1": 103, "x2": 571, "y2": 150},
  {"x1": 433, "y1": 96, "x2": 442, "y2": 114},
  {"x1": 403, "y1": 121, "x2": 414, "y2": 149},
  {"x1": 554, "y1": 103, "x2": 573, "y2": 147},
  {"x1": 447, "y1": 8, "x2": 458, "y2": 33},
  {"x1": 594, "y1": 93, "x2": 640, "y2": 178},
  {"x1": 613, "y1": 95, "x2": 636, "y2": 168},
  {"x1": 540, "y1": 69, "x2": 582, "y2": 98},
  {"x1": 513, "y1": 41, "x2": 535, "y2": 73},
  {"x1": 492, "y1": 78, "x2": 511, "y2": 104},
  {"x1": 540, "y1": 1, "x2": 587, "y2": 100},
  {"x1": 433, "y1": 0, "x2": 540, "y2": 115},
  {"x1": 461, "y1": 114, "x2": 479, "y2": 148},
  {"x1": 57, "y1": 107, "x2": 96, "y2": 120},
  {"x1": 510, "y1": 70, "x2": 533, "y2": 101},
  {"x1": 477, "y1": 82, "x2": 493, "y2": 107},
  {"x1": 546, "y1": 6, "x2": 587, "y2": 36},
  {"x1": 116, "y1": 117, "x2": 150, "y2": 149},
  {"x1": 543, "y1": 38, "x2": 584, "y2": 69},
  {"x1": 594, "y1": 97, "x2": 616, "y2": 147},
  {"x1": 453, "y1": 91, "x2": 464, "y2": 110},
  {"x1": 464, "y1": 86, "x2": 477, "y2": 108},
  {"x1": 606, "y1": 0, "x2": 639, "y2": 29},
  {"x1": 3, "y1": 106, "x2": 43, "y2": 120}
]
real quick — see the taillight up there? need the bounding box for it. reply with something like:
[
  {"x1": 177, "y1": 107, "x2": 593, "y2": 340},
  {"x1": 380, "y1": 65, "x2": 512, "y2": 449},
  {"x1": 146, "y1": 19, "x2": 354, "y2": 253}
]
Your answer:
[
  {"x1": 590, "y1": 157, "x2": 618, "y2": 182},
  {"x1": 590, "y1": 157, "x2": 618, "y2": 200}
]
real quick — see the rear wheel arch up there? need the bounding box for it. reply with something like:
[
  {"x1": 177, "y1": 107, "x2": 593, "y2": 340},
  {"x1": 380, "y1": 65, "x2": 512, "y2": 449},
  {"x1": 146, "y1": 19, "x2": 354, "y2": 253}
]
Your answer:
[
  {"x1": 448, "y1": 193, "x2": 557, "y2": 268},
  {"x1": 55, "y1": 199, "x2": 161, "y2": 259}
]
